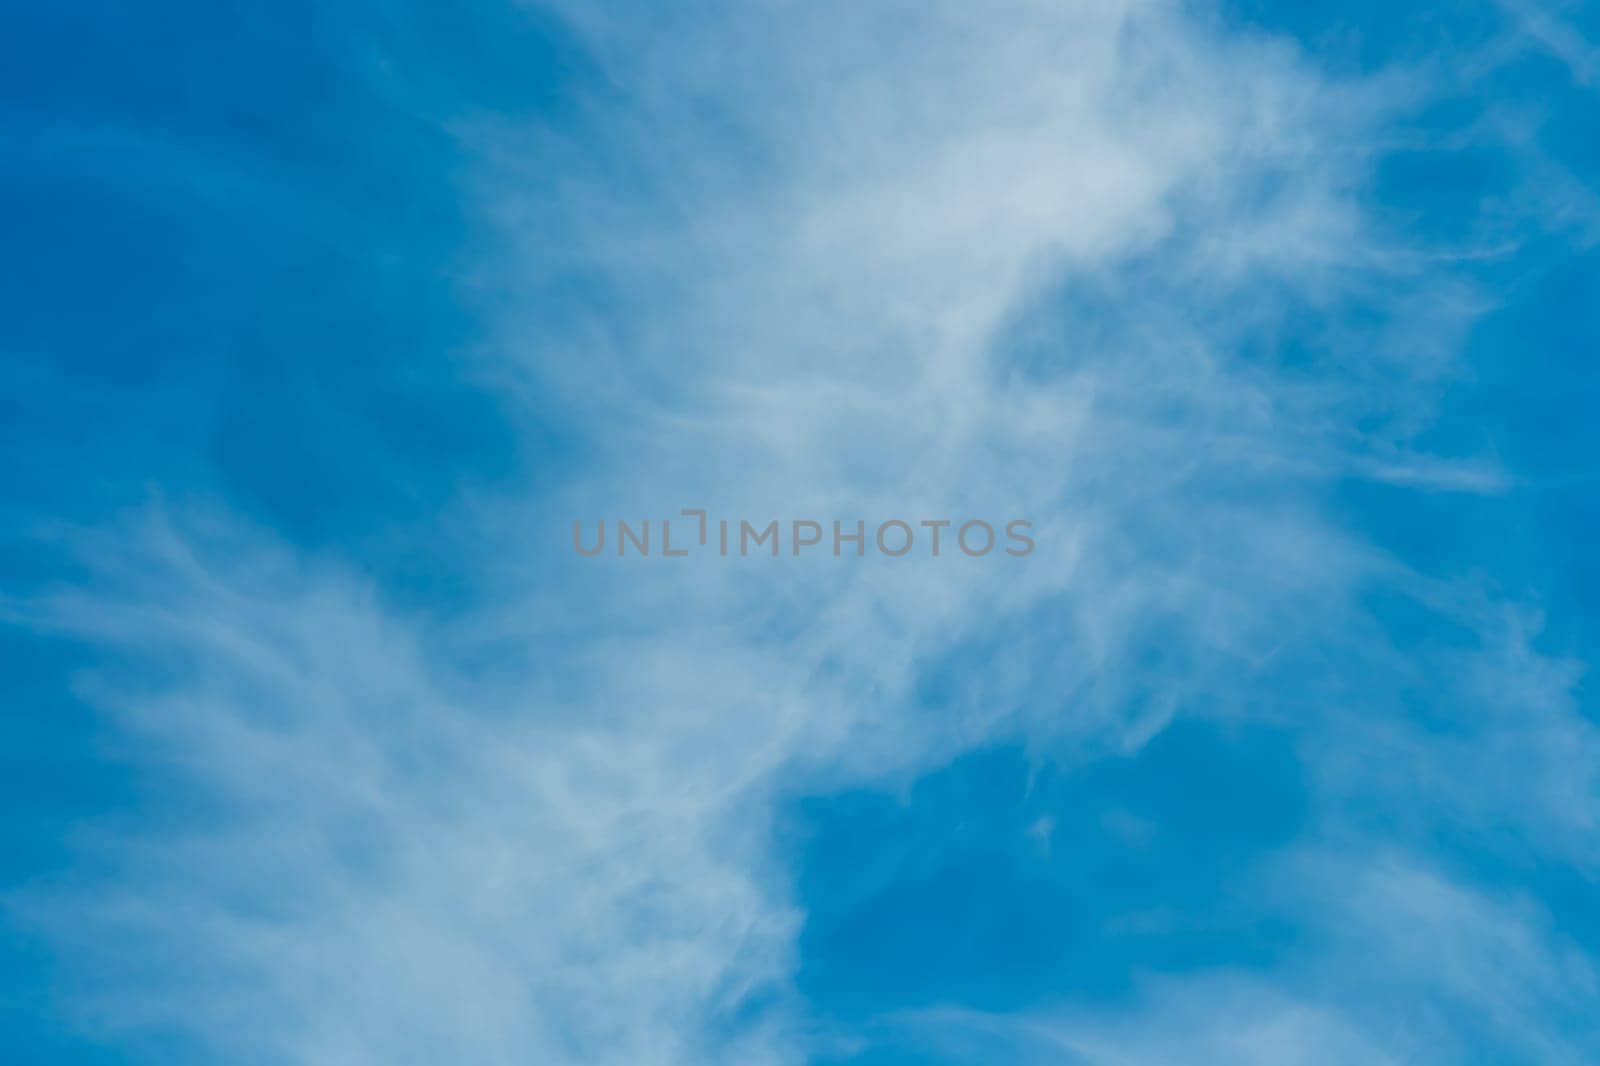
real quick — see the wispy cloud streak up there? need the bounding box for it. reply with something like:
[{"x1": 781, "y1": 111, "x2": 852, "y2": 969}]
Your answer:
[{"x1": 11, "y1": 1, "x2": 1598, "y2": 1063}]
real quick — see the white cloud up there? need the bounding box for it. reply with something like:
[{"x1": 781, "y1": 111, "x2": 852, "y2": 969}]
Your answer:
[
  {"x1": 15, "y1": 1, "x2": 1597, "y2": 1063},
  {"x1": 877, "y1": 854, "x2": 1600, "y2": 1064}
]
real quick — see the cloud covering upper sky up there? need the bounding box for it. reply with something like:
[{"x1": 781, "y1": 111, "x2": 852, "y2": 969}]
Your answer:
[{"x1": 3, "y1": 1, "x2": 1599, "y2": 1063}]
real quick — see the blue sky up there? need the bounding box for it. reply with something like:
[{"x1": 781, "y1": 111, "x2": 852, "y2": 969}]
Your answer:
[{"x1": 3, "y1": 1, "x2": 1599, "y2": 1063}]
